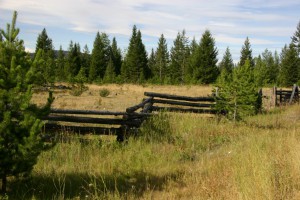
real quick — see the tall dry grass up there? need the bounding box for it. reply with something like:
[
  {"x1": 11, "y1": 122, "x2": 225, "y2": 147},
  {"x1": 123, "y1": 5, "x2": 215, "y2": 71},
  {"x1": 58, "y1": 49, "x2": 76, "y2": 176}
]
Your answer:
[{"x1": 3, "y1": 84, "x2": 300, "y2": 199}]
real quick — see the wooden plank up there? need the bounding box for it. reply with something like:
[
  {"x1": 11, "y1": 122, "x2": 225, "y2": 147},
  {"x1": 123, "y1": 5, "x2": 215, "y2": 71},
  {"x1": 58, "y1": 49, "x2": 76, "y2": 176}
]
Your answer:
[
  {"x1": 43, "y1": 115, "x2": 140, "y2": 126},
  {"x1": 152, "y1": 99, "x2": 214, "y2": 108},
  {"x1": 144, "y1": 92, "x2": 215, "y2": 102},
  {"x1": 126, "y1": 97, "x2": 153, "y2": 113},
  {"x1": 44, "y1": 123, "x2": 121, "y2": 135},
  {"x1": 151, "y1": 106, "x2": 217, "y2": 114}
]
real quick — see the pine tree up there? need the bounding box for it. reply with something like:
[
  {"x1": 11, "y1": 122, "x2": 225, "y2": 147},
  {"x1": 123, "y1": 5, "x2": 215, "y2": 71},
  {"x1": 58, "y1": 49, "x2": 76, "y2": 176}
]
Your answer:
[
  {"x1": 219, "y1": 47, "x2": 234, "y2": 75},
  {"x1": 35, "y1": 28, "x2": 55, "y2": 84},
  {"x1": 64, "y1": 42, "x2": 81, "y2": 81},
  {"x1": 254, "y1": 49, "x2": 278, "y2": 86},
  {"x1": 55, "y1": 46, "x2": 65, "y2": 81},
  {"x1": 190, "y1": 30, "x2": 218, "y2": 84},
  {"x1": 103, "y1": 57, "x2": 116, "y2": 83},
  {"x1": 80, "y1": 44, "x2": 91, "y2": 79},
  {"x1": 216, "y1": 60, "x2": 261, "y2": 120},
  {"x1": 89, "y1": 32, "x2": 110, "y2": 82},
  {"x1": 169, "y1": 30, "x2": 190, "y2": 84},
  {"x1": 279, "y1": 43, "x2": 299, "y2": 86},
  {"x1": 216, "y1": 47, "x2": 233, "y2": 88},
  {"x1": 292, "y1": 20, "x2": 300, "y2": 55},
  {"x1": 148, "y1": 48, "x2": 156, "y2": 80},
  {"x1": 121, "y1": 25, "x2": 148, "y2": 83},
  {"x1": 110, "y1": 37, "x2": 122, "y2": 76},
  {"x1": 35, "y1": 28, "x2": 54, "y2": 53},
  {"x1": 0, "y1": 11, "x2": 53, "y2": 193},
  {"x1": 239, "y1": 37, "x2": 254, "y2": 68},
  {"x1": 253, "y1": 55, "x2": 266, "y2": 87},
  {"x1": 153, "y1": 34, "x2": 169, "y2": 84}
]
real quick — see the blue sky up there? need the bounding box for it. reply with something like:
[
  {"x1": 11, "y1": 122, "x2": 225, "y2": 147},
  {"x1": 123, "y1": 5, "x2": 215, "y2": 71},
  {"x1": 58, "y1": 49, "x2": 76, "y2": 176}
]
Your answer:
[{"x1": 0, "y1": 0, "x2": 299, "y2": 63}]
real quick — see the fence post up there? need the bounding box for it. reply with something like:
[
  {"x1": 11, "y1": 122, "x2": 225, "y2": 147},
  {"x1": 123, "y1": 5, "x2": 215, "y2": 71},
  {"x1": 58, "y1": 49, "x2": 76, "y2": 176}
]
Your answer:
[
  {"x1": 289, "y1": 84, "x2": 297, "y2": 105},
  {"x1": 273, "y1": 86, "x2": 277, "y2": 106}
]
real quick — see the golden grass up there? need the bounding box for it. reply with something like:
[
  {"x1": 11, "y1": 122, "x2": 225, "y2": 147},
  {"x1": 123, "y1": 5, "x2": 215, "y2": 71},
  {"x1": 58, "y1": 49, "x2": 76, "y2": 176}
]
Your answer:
[
  {"x1": 4, "y1": 84, "x2": 300, "y2": 199},
  {"x1": 31, "y1": 83, "x2": 213, "y2": 111}
]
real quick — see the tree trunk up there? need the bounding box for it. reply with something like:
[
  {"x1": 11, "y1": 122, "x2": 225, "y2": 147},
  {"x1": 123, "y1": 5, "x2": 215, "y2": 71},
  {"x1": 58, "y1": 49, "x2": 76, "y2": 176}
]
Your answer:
[{"x1": 1, "y1": 175, "x2": 7, "y2": 193}]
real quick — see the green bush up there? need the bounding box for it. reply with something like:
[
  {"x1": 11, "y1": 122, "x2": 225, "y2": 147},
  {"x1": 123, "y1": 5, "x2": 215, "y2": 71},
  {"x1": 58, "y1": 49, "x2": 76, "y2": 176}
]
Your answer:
[{"x1": 99, "y1": 88, "x2": 110, "y2": 97}]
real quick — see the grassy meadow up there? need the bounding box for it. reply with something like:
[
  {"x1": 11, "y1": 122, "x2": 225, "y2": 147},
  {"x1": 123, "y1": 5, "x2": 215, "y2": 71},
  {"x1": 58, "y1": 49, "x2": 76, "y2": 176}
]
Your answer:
[{"x1": 2, "y1": 84, "x2": 300, "y2": 199}]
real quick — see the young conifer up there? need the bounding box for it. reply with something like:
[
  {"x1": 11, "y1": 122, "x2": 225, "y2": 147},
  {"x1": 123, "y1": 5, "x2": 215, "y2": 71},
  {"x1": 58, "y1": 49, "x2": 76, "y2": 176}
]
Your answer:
[{"x1": 0, "y1": 11, "x2": 53, "y2": 193}]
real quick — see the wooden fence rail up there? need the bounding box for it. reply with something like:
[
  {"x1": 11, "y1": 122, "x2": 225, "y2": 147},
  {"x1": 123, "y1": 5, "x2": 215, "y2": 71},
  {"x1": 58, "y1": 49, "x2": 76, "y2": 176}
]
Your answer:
[
  {"x1": 274, "y1": 84, "x2": 299, "y2": 105},
  {"x1": 43, "y1": 92, "x2": 217, "y2": 141}
]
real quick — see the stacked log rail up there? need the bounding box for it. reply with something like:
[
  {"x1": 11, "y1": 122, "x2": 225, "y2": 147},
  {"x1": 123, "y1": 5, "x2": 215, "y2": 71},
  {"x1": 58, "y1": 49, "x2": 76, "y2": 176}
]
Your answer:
[
  {"x1": 144, "y1": 92, "x2": 217, "y2": 114},
  {"x1": 274, "y1": 84, "x2": 299, "y2": 105},
  {"x1": 43, "y1": 109, "x2": 150, "y2": 137},
  {"x1": 43, "y1": 92, "x2": 218, "y2": 141}
]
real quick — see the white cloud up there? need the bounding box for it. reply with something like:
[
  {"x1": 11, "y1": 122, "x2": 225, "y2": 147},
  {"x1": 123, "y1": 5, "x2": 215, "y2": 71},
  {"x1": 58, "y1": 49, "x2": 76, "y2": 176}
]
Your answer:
[{"x1": 1, "y1": 0, "x2": 299, "y2": 59}]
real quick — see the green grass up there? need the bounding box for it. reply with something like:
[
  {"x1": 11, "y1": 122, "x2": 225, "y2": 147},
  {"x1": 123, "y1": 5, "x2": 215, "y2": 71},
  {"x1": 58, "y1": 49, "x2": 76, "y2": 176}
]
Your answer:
[{"x1": 2, "y1": 105, "x2": 300, "y2": 199}]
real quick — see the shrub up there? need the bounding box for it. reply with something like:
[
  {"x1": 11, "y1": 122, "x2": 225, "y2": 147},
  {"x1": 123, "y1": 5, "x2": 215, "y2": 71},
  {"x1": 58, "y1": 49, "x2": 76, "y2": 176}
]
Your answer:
[{"x1": 99, "y1": 88, "x2": 110, "y2": 97}]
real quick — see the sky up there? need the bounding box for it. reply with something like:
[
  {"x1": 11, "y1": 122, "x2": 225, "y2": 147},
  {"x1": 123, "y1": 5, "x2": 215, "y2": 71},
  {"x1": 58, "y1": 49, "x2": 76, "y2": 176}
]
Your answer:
[{"x1": 0, "y1": 0, "x2": 300, "y2": 63}]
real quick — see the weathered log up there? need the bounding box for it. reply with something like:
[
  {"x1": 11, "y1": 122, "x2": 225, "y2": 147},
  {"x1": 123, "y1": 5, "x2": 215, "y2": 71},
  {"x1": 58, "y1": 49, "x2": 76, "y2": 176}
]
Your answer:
[
  {"x1": 126, "y1": 97, "x2": 153, "y2": 113},
  {"x1": 144, "y1": 92, "x2": 215, "y2": 102},
  {"x1": 50, "y1": 109, "x2": 126, "y2": 116},
  {"x1": 289, "y1": 84, "x2": 299, "y2": 104},
  {"x1": 276, "y1": 90, "x2": 293, "y2": 94},
  {"x1": 43, "y1": 115, "x2": 140, "y2": 126},
  {"x1": 50, "y1": 109, "x2": 152, "y2": 116},
  {"x1": 152, "y1": 99, "x2": 214, "y2": 108},
  {"x1": 151, "y1": 106, "x2": 217, "y2": 114},
  {"x1": 44, "y1": 123, "x2": 121, "y2": 135}
]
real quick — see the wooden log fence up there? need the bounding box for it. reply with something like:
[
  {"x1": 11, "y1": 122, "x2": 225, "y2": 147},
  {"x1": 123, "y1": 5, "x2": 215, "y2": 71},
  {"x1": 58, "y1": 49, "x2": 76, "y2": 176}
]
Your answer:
[
  {"x1": 144, "y1": 92, "x2": 217, "y2": 114},
  {"x1": 274, "y1": 84, "x2": 299, "y2": 105},
  {"x1": 43, "y1": 92, "x2": 217, "y2": 141}
]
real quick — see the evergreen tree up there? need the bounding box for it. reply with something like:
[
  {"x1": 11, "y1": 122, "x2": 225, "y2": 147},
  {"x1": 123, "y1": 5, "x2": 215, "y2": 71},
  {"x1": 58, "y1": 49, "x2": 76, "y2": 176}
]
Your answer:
[
  {"x1": 239, "y1": 37, "x2": 254, "y2": 68},
  {"x1": 278, "y1": 43, "x2": 299, "y2": 86},
  {"x1": 216, "y1": 60, "x2": 261, "y2": 120},
  {"x1": 65, "y1": 42, "x2": 81, "y2": 81},
  {"x1": 190, "y1": 30, "x2": 218, "y2": 84},
  {"x1": 254, "y1": 49, "x2": 278, "y2": 86},
  {"x1": 216, "y1": 47, "x2": 233, "y2": 88},
  {"x1": 89, "y1": 32, "x2": 110, "y2": 82},
  {"x1": 110, "y1": 37, "x2": 122, "y2": 76},
  {"x1": 169, "y1": 30, "x2": 190, "y2": 84},
  {"x1": 80, "y1": 44, "x2": 91, "y2": 79},
  {"x1": 219, "y1": 47, "x2": 234, "y2": 75},
  {"x1": 103, "y1": 57, "x2": 116, "y2": 83},
  {"x1": 35, "y1": 28, "x2": 54, "y2": 53},
  {"x1": 35, "y1": 28, "x2": 55, "y2": 84},
  {"x1": 148, "y1": 48, "x2": 156, "y2": 79},
  {"x1": 0, "y1": 11, "x2": 53, "y2": 193},
  {"x1": 292, "y1": 20, "x2": 300, "y2": 55},
  {"x1": 253, "y1": 55, "x2": 265, "y2": 87},
  {"x1": 121, "y1": 25, "x2": 148, "y2": 83},
  {"x1": 190, "y1": 37, "x2": 198, "y2": 55},
  {"x1": 153, "y1": 34, "x2": 169, "y2": 84},
  {"x1": 55, "y1": 46, "x2": 65, "y2": 81}
]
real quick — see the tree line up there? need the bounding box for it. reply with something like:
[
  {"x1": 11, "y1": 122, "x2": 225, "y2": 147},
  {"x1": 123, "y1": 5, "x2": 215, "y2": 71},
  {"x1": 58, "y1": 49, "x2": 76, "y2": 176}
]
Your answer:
[
  {"x1": 0, "y1": 11, "x2": 300, "y2": 193},
  {"x1": 34, "y1": 22, "x2": 300, "y2": 87}
]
